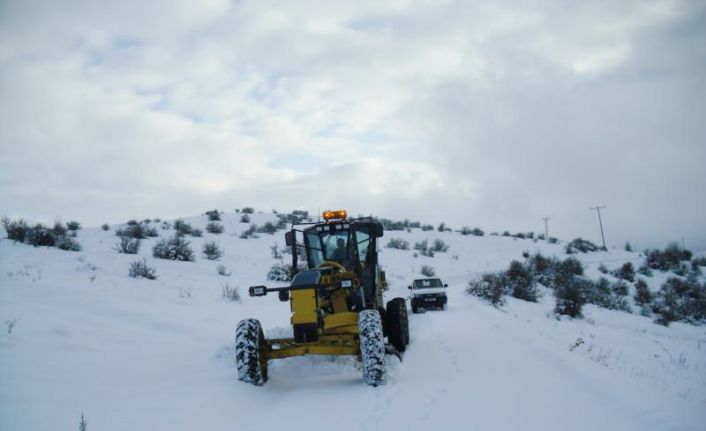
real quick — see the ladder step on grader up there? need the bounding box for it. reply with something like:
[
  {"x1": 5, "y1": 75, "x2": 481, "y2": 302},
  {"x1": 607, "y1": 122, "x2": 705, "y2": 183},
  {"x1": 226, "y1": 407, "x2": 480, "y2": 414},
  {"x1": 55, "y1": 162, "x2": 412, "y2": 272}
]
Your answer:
[{"x1": 235, "y1": 210, "x2": 409, "y2": 386}]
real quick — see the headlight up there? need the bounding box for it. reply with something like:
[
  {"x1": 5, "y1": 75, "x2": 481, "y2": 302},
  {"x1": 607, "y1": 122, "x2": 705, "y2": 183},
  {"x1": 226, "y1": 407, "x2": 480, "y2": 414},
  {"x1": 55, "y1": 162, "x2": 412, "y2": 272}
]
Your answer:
[{"x1": 340, "y1": 280, "x2": 352, "y2": 288}]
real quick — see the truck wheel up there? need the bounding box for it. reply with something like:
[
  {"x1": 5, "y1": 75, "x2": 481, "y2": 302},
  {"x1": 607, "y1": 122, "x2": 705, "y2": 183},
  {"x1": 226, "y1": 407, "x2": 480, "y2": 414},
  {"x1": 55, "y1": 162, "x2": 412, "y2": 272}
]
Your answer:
[
  {"x1": 359, "y1": 310, "x2": 386, "y2": 386},
  {"x1": 385, "y1": 298, "x2": 409, "y2": 351},
  {"x1": 235, "y1": 319, "x2": 268, "y2": 385}
]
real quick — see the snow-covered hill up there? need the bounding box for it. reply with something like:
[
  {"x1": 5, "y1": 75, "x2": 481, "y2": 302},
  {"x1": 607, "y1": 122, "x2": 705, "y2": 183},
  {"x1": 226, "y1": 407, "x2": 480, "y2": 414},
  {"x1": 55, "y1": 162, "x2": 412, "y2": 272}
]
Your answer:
[{"x1": 1, "y1": 211, "x2": 704, "y2": 430}]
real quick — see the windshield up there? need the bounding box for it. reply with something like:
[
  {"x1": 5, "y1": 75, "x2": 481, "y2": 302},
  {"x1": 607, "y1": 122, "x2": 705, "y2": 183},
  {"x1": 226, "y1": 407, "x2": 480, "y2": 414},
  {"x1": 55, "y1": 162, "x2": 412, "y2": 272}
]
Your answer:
[
  {"x1": 413, "y1": 279, "x2": 443, "y2": 289},
  {"x1": 305, "y1": 229, "x2": 351, "y2": 267}
]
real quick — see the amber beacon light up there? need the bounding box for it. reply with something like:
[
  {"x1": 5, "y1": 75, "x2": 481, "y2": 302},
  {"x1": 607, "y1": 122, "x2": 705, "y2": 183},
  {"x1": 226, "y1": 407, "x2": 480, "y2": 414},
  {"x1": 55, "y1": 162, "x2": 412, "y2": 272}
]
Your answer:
[{"x1": 322, "y1": 209, "x2": 348, "y2": 221}]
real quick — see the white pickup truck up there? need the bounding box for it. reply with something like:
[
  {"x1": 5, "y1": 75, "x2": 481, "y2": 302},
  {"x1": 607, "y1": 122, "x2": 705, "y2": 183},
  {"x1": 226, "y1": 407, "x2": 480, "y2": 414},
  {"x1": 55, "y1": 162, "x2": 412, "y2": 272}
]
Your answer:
[{"x1": 408, "y1": 278, "x2": 448, "y2": 313}]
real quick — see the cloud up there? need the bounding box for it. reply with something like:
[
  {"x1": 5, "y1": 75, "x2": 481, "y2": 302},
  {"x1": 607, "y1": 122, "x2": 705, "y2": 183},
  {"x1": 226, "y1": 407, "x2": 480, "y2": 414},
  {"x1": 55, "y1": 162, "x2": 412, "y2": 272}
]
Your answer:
[{"x1": 0, "y1": 0, "x2": 704, "y2": 250}]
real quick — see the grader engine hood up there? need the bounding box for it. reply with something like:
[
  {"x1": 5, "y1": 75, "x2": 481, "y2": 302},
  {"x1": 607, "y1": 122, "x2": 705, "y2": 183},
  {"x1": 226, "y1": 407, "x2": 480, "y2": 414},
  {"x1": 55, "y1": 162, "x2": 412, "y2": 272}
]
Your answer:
[{"x1": 289, "y1": 269, "x2": 322, "y2": 343}]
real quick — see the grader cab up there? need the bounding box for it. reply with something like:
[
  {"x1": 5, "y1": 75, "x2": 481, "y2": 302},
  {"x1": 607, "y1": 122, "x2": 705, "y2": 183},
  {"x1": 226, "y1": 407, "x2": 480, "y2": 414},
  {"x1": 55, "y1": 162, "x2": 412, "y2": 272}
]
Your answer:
[{"x1": 235, "y1": 210, "x2": 409, "y2": 386}]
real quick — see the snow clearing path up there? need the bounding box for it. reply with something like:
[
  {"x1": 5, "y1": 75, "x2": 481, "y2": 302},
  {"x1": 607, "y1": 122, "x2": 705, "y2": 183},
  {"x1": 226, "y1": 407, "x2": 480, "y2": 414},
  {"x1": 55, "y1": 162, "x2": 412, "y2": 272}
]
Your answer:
[{"x1": 1, "y1": 213, "x2": 705, "y2": 430}]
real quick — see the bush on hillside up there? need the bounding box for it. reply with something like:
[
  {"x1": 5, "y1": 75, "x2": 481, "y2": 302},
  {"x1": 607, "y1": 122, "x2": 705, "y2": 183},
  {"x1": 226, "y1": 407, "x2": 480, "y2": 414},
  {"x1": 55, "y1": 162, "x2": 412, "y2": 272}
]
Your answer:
[
  {"x1": 644, "y1": 243, "x2": 693, "y2": 272},
  {"x1": 153, "y1": 236, "x2": 195, "y2": 261},
  {"x1": 257, "y1": 222, "x2": 278, "y2": 235},
  {"x1": 526, "y1": 252, "x2": 558, "y2": 287},
  {"x1": 66, "y1": 221, "x2": 81, "y2": 231},
  {"x1": 431, "y1": 239, "x2": 449, "y2": 253},
  {"x1": 565, "y1": 237, "x2": 601, "y2": 254},
  {"x1": 173, "y1": 219, "x2": 194, "y2": 236},
  {"x1": 116, "y1": 222, "x2": 157, "y2": 239},
  {"x1": 553, "y1": 257, "x2": 584, "y2": 286},
  {"x1": 612, "y1": 280, "x2": 629, "y2": 297},
  {"x1": 115, "y1": 237, "x2": 141, "y2": 254},
  {"x1": 413, "y1": 240, "x2": 434, "y2": 257},
  {"x1": 205, "y1": 209, "x2": 221, "y2": 221},
  {"x1": 56, "y1": 235, "x2": 82, "y2": 251},
  {"x1": 2, "y1": 217, "x2": 29, "y2": 242},
  {"x1": 467, "y1": 273, "x2": 506, "y2": 307},
  {"x1": 506, "y1": 260, "x2": 538, "y2": 302},
  {"x1": 25, "y1": 224, "x2": 57, "y2": 247},
  {"x1": 652, "y1": 277, "x2": 706, "y2": 326},
  {"x1": 267, "y1": 261, "x2": 291, "y2": 281},
  {"x1": 203, "y1": 241, "x2": 223, "y2": 260},
  {"x1": 421, "y1": 265, "x2": 435, "y2": 277},
  {"x1": 240, "y1": 224, "x2": 258, "y2": 239},
  {"x1": 554, "y1": 275, "x2": 587, "y2": 318},
  {"x1": 206, "y1": 222, "x2": 224, "y2": 234},
  {"x1": 386, "y1": 238, "x2": 410, "y2": 250},
  {"x1": 637, "y1": 264, "x2": 653, "y2": 277},
  {"x1": 128, "y1": 258, "x2": 158, "y2": 280},
  {"x1": 52, "y1": 222, "x2": 67, "y2": 236},
  {"x1": 634, "y1": 279, "x2": 652, "y2": 307}
]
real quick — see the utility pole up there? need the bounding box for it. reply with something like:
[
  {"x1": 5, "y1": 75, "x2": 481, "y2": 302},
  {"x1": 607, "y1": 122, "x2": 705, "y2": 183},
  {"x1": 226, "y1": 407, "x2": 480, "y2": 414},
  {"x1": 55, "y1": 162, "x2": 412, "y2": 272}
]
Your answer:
[
  {"x1": 589, "y1": 205, "x2": 607, "y2": 250},
  {"x1": 542, "y1": 217, "x2": 551, "y2": 239}
]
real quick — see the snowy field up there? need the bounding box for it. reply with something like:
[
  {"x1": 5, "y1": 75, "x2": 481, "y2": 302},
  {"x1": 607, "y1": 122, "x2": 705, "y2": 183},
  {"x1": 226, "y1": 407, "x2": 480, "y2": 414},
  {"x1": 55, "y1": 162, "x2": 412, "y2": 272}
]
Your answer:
[{"x1": 1, "y1": 212, "x2": 704, "y2": 430}]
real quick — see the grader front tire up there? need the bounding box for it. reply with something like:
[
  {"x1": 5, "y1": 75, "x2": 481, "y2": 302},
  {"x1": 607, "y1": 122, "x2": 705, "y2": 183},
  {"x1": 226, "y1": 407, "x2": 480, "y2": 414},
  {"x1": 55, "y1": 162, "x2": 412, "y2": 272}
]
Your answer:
[
  {"x1": 359, "y1": 310, "x2": 386, "y2": 386},
  {"x1": 235, "y1": 319, "x2": 268, "y2": 386}
]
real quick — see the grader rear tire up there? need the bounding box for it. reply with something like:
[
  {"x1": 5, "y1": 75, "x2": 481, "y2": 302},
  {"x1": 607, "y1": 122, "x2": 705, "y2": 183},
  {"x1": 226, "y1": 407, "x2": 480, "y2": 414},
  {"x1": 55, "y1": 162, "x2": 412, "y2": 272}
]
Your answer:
[
  {"x1": 385, "y1": 298, "x2": 409, "y2": 352},
  {"x1": 359, "y1": 310, "x2": 386, "y2": 386},
  {"x1": 235, "y1": 319, "x2": 268, "y2": 386}
]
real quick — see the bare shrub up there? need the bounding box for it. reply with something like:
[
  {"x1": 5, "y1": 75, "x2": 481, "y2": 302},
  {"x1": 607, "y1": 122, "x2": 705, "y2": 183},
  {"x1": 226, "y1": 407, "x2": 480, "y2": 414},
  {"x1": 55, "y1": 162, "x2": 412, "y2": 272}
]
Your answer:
[
  {"x1": 565, "y1": 238, "x2": 601, "y2": 254},
  {"x1": 153, "y1": 236, "x2": 195, "y2": 261},
  {"x1": 267, "y1": 261, "x2": 291, "y2": 281},
  {"x1": 222, "y1": 283, "x2": 241, "y2": 302},
  {"x1": 128, "y1": 258, "x2": 158, "y2": 280},
  {"x1": 203, "y1": 241, "x2": 223, "y2": 260},
  {"x1": 421, "y1": 265, "x2": 435, "y2": 277},
  {"x1": 57, "y1": 236, "x2": 82, "y2": 251},
  {"x1": 467, "y1": 274, "x2": 506, "y2": 306},
  {"x1": 206, "y1": 222, "x2": 224, "y2": 234},
  {"x1": 115, "y1": 237, "x2": 140, "y2": 254},
  {"x1": 205, "y1": 209, "x2": 221, "y2": 221},
  {"x1": 240, "y1": 224, "x2": 258, "y2": 239},
  {"x1": 386, "y1": 238, "x2": 410, "y2": 250}
]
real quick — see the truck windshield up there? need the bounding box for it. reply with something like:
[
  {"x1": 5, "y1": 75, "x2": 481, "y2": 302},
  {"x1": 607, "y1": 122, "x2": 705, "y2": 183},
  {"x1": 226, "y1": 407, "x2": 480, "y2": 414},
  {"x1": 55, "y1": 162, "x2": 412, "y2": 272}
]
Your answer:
[{"x1": 413, "y1": 279, "x2": 443, "y2": 288}]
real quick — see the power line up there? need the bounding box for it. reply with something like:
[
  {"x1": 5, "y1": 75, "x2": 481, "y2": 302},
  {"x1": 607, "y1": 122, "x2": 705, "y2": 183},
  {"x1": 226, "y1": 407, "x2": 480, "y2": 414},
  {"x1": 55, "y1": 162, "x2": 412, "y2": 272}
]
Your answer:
[{"x1": 589, "y1": 205, "x2": 607, "y2": 250}]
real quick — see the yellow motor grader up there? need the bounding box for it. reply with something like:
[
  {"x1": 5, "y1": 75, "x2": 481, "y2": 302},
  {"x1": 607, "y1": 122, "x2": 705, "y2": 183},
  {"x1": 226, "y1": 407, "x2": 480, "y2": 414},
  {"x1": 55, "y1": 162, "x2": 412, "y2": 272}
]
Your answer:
[{"x1": 235, "y1": 210, "x2": 409, "y2": 386}]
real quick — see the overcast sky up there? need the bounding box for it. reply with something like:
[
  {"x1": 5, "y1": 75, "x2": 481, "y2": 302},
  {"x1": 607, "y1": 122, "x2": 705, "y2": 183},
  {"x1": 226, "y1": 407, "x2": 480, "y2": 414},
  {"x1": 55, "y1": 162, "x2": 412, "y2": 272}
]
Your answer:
[{"x1": 1, "y1": 0, "x2": 704, "y2": 251}]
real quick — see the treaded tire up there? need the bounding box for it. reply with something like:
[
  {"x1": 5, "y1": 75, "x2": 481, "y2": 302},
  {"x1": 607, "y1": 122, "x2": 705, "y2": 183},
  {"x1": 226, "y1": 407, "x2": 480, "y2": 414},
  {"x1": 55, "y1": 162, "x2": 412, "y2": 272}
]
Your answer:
[
  {"x1": 235, "y1": 319, "x2": 268, "y2": 386},
  {"x1": 385, "y1": 298, "x2": 409, "y2": 351},
  {"x1": 359, "y1": 310, "x2": 386, "y2": 386}
]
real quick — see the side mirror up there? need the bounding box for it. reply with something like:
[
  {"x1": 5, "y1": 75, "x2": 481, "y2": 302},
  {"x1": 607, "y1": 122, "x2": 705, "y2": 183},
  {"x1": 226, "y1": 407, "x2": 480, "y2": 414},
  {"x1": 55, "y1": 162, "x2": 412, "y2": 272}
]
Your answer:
[
  {"x1": 408, "y1": 286, "x2": 412, "y2": 290},
  {"x1": 444, "y1": 284, "x2": 448, "y2": 288},
  {"x1": 278, "y1": 290, "x2": 290, "y2": 302},
  {"x1": 285, "y1": 230, "x2": 295, "y2": 247}
]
